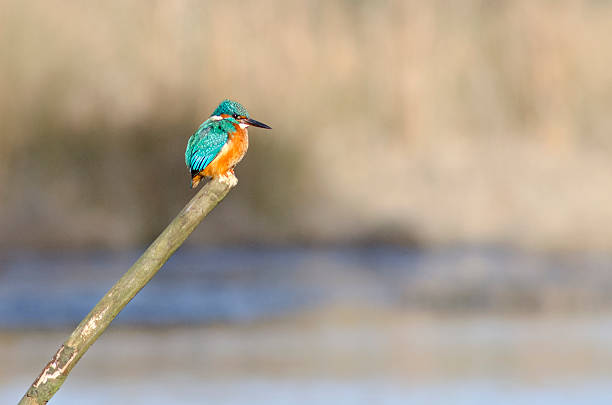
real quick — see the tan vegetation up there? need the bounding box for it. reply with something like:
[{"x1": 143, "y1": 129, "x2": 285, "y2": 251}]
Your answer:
[{"x1": 1, "y1": 0, "x2": 611, "y2": 250}]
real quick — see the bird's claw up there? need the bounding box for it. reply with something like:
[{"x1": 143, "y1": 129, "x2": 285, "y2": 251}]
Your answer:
[{"x1": 218, "y1": 172, "x2": 238, "y2": 187}]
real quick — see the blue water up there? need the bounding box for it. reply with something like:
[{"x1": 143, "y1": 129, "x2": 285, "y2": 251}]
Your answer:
[
  {"x1": 4, "y1": 377, "x2": 612, "y2": 405},
  {"x1": 2, "y1": 247, "x2": 612, "y2": 404},
  {"x1": 1, "y1": 246, "x2": 611, "y2": 327}
]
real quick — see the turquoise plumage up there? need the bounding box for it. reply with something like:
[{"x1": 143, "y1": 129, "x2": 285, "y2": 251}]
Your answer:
[
  {"x1": 185, "y1": 119, "x2": 235, "y2": 173},
  {"x1": 185, "y1": 100, "x2": 271, "y2": 188}
]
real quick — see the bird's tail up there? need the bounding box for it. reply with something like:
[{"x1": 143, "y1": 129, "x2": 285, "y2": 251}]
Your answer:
[{"x1": 191, "y1": 171, "x2": 205, "y2": 189}]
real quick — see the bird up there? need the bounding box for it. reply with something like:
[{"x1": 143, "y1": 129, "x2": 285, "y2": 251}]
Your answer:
[{"x1": 185, "y1": 99, "x2": 271, "y2": 188}]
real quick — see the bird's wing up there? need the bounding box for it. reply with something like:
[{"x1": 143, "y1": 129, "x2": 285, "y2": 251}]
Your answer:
[{"x1": 185, "y1": 122, "x2": 229, "y2": 174}]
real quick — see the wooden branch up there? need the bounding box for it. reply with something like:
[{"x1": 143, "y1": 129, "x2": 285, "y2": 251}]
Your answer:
[{"x1": 18, "y1": 178, "x2": 234, "y2": 405}]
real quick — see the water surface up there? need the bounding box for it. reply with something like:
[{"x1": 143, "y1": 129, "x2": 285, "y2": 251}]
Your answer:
[{"x1": 1, "y1": 247, "x2": 612, "y2": 404}]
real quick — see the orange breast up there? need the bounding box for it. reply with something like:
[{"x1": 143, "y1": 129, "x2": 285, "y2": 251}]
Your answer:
[{"x1": 202, "y1": 125, "x2": 249, "y2": 177}]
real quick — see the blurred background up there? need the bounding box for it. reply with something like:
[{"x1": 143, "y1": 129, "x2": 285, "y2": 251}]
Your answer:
[{"x1": 2, "y1": 0, "x2": 612, "y2": 404}]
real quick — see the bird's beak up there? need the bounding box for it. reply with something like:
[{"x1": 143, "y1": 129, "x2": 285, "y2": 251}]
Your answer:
[{"x1": 243, "y1": 117, "x2": 272, "y2": 129}]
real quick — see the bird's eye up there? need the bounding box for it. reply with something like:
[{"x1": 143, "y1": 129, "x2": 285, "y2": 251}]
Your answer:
[{"x1": 232, "y1": 114, "x2": 239, "y2": 119}]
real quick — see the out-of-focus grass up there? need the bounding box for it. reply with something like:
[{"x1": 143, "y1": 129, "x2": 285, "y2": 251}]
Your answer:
[{"x1": 1, "y1": 0, "x2": 612, "y2": 250}]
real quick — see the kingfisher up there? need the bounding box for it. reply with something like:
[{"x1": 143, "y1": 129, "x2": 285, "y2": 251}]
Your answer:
[{"x1": 185, "y1": 99, "x2": 271, "y2": 188}]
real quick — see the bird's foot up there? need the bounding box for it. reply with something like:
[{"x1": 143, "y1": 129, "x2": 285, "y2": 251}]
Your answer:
[{"x1": 218, "y1": 171, "x2": 238, "y2": 187}]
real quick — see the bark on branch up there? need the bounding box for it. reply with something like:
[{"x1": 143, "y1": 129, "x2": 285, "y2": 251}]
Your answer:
[{"x1": 18, "y1": 178, "x2": 234, "y2": 405}]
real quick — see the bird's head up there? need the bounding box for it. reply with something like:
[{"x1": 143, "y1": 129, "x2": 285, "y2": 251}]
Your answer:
[{"x1": 211, "y1": 99, "x2": 271, "y2": 130}]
